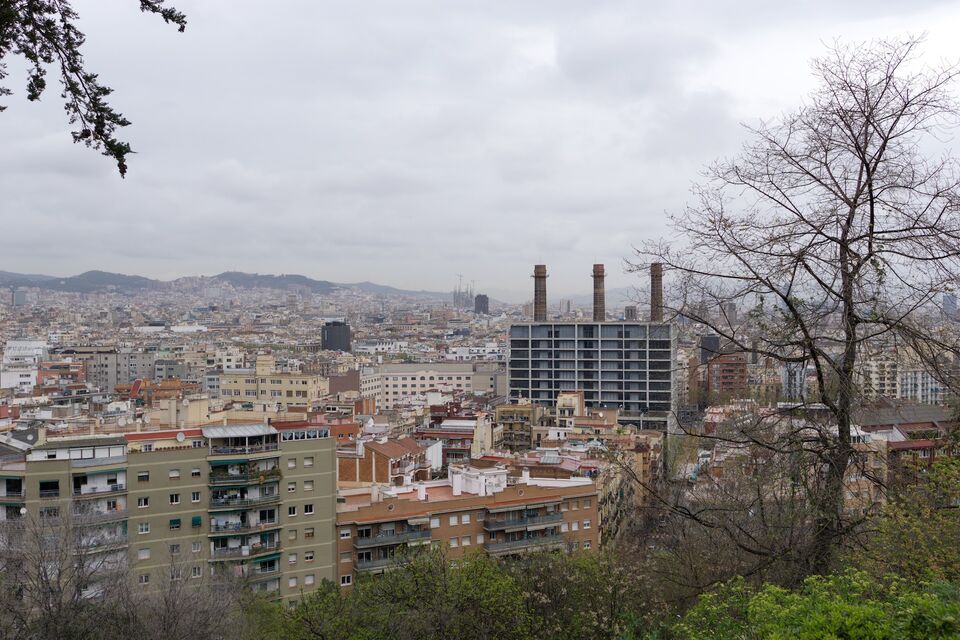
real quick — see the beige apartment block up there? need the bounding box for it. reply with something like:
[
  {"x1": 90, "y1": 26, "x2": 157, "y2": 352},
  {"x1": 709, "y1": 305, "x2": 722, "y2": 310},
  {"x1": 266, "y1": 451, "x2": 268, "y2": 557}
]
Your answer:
[{"x1": 0, "y1": 420, "x2": 337, "y2": 603}]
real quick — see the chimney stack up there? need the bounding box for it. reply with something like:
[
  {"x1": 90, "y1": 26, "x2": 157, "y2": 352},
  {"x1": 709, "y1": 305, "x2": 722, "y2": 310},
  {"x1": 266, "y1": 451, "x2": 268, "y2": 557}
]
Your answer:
[
  {"x1": 624, "y1": 305, "x2": 638, "y2": 321},
  {"x1": 533, "y1": 265, "x2": 547, "y2": 322},
  {"x1": 650, "y1": 263, "x2": 664, "y2": 322},
  {"x1": 592, "y1": 264, "x2": 606, "y2": 322}
]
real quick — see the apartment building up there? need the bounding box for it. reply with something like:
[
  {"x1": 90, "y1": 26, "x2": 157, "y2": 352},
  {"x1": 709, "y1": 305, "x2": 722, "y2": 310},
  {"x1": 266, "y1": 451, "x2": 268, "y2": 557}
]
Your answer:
[
  {"x1": 367, "y1": 363, "x2": 483, "y2": 410},
  {"x1": 335, "y1": 462, "x2": 598, "y2": 588},
  {"x1": 0, "y1": 420, "x2": 337, "y2": 602},
  {"x1": 495, "y1": 401, "x2": 545, "y2": 452},
  {"x1": 220, "y1": 355, "x2": 329, "y2": 409},
  {"x1": 508, "y1": 322, "x2": 675, "y2": 431}
]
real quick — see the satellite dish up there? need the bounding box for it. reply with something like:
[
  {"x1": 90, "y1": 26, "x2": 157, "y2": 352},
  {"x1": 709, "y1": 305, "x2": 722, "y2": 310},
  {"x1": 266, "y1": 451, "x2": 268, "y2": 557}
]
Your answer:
[
  {"x1": 176, "y1": 432, "x2": 186, "y2": 443},
  {"x1": 143, "y1": 415, "x2": 151, "y2": 424},
  {"x1": 118, "y1": 417, "x2": 127, "y2": 427},
  {"x1": 183, "y1": 399, "x2": 190, "y2": 407}
]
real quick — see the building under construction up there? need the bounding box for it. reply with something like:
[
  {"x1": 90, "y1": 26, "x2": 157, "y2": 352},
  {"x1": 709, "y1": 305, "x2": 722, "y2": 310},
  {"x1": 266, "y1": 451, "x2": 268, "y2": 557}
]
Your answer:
[{"x1": 508, "y1": 263, "x2": 675, "y2": 432}]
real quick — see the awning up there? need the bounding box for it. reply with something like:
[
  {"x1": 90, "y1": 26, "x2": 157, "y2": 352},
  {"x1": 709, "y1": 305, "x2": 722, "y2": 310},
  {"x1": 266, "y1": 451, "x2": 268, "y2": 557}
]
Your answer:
[
  {"x1": 209, "y1": 460, "x2": 247, "y2": 466},
  {"x1": 252, "y1": 553, "x2": 281, "y2": 563},
  {"x1": 407, "y1": 517, "x2": 430, "y2": 526},
  {"x1": 202, "y1": 424, "x2": 277, "y2": 439},
  {"x1": 487, "y1": 499, "x2": 560, "y2": 514}
]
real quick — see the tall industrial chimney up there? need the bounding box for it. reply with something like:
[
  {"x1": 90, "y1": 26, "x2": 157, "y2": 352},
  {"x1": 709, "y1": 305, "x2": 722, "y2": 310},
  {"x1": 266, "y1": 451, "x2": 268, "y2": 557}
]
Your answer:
[
  {"x1": 650, "y1": 262, "x2": 664, "y2": 322},
  {"x1": 624, "y1": 305, "x2": 638, "y2": 321},
  {"x1": 533, "y1": 265, "x2": 547, "y2": 322},
  {"x1": 592, "y1": 264, "x2": 606, "y2": 322}
]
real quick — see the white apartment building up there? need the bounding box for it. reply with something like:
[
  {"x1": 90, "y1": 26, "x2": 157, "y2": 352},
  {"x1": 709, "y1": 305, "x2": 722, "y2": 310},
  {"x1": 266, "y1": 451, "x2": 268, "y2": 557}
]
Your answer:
[
  {"x1": 363, "y1": 363, "x2": 490, "y2": 410},
  {"x1": 444, "y1": 343, "x2": 506, "y2": 362}
]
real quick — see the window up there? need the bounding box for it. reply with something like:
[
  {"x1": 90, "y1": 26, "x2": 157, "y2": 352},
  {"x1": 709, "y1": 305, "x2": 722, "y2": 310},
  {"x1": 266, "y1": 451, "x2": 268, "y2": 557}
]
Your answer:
[
  {"x1": 170, "y1": 568, "x2": 182, "y2": 581},
  {"x1": 288, "y1": 506, "x2": 297, "y2": 517},
  {"x1": 192, "y1": 566, "x2": 202, "y2": 578},
  {"x1": 192, "y1": 541, "x2": 201, "y2": 553},
  {"x1": 449, "y1": 537, "x2": 458, "y2": 548},
  {"x1": 169, "y1": 469, "x2": 181, "y2": 480},
  {"x1": 288, "y1": 553, "x2": 297, "y2": 564},
  {"x1": 169, "y1": 544, "x2": 181, "y2": 555},
  {"x1": 477, "y1": 534, "x2": 484, "y2": 544},
  {"x1": 572, "y1": 500, "x2": 579, "y2": 510},
  {"x1": 338, "y1": 528, "x2": 350, "y2": 539},
  {"x1": 287, "y1": 482, "x2": 296, "y2": 493},
  {"x1": 583, "y1": 541, "x2": 592, "y2": 550},
  {"x1": 289, "y1": 529, "x2": 298, "y2": 541},
  {"x1": 303, "y1": 480, "x2": 314, "y2": 491},
  {"x1": 191, "y1": 515, "x2": 202, "y2": 528},
  {"x1": 169, "y1": 518, "x2": 181, "y2": 531},
  {"x1": 137, "y1": 471, "x2": 149, "y2": 482},
  {"x1": 572, "y1": 521, "x2": 579, "y2": 531},
  {"x1": 138, "y1": 522, "x2": 150, "y2": 534},
  {"x1": 583, "y1": 519, "x2": 591, "y2": 529},
  {"x1": 137, "y1": 497, "x2": 150, "y2": 508},
  {"x1": 287, "y1": 459, "x2": 296, "y2": 469},
  {"x1": 138, "y1": 548, "x2": 151, "y2": 560},
  {"x1": 305, "y1": 551, "x2": 314, "y2": 562},
  {"x1": 476, "y1": 510, "x2": 485, "y2": 522},
  {"x1": 143, "y1": 444, "x2": 153, "y2": 452},
  {"x1": 138, "y1": 574, "x2": 150, "y2": 585},
  {"x1": 169, "y1": 493, "x2": 180, "y2": 505},
  {"x1": 561, "y1": 523, "x2": 569, "y2": 533},
  {"x1": 305, "y1": 574, "x2": 315, "y2": 586},
  {"x1": 288, "y1": 577, "x2": 297, "y2": 588},
  {"x1": 340, "y1": 575, "x2": 352, "y2": 587},
  {"x1": 461, "y1": 514, "x2": 470, "y2": 525},
  {"x1": 461, "y1": 536, "x2": 471, "y2": 546},
  {"x1": 303, "y1": 457, "x2": 314, "y2": 467},
  {"x1": 583, "y1": 498, "x2": 591, "y2": 508},
  {"x1": 449, "y1": 515, "x2": 458, "y2": 526},
  {"x1": 191, "y1": 468, "x2": 201, "y2": 477},
  {"x1": 191, "y1": 491, "x2": 200, "y2": 503},
  {"x1": 304, "y1": 504, "x2": 314, "y2": 515},
  {"x1": 430, "y1": 517, "x2": 440, "y2": 529}
]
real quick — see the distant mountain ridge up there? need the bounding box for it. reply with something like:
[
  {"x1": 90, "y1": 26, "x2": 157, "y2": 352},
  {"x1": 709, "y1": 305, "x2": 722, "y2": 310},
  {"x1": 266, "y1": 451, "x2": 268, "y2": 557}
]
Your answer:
[{"x1": 0, "y1": 269, "x2": 448, "y2": 299}]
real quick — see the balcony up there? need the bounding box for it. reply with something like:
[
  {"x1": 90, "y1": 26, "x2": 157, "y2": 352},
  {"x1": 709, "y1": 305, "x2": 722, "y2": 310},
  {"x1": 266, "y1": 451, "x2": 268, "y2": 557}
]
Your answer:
[
  {"x1": 209, "y1": 541, "x2": 281, "y2": 560},
  {"x1": 208, "y1": 469, "x2": 281, "y2": 485},
  {"x1": 74, "y1": 509, "x2": 128, "y2": 525},
  {"x1": 353, "y1": 529, "x2": 431, "y2": 549},
  {"x1": 483, "y1": 512, "x2": 563, "y2": 532},
  {"x1": 73, "y1": 484, "x2": 127, "y2": 499},
  {"x1": 0, "y1": 490, "x2": 25, "y2": 501},
  {"x1": 39, "y1": 489, "x2": 60, "y2": 499},
  {"x1": 209, "y1": 443, "x2": 279, "y2": 456},
  {"x1": 85, "y1": 533, "x2": 129, "y2": 552},
  {"x1": 484, "y1": 534, "x2": 565, "y2": 556},
  {"x1": 356, "y1": 556, "x2": 405, "y2": 572},
  {"x1": 209, "y1": 520, "x2": 279, "y2": 535},
  {"x1": 209, "y1": 494, "x2": 280, "y2": 510}
]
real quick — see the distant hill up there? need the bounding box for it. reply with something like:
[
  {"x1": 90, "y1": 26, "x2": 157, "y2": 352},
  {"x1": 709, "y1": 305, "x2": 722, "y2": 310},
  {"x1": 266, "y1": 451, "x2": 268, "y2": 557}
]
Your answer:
[
  {"x1": 0, "y1": 270, "x2": 160, "y2": 293},
  {"x1": 0, "y1": 269, "x2": 450, "y2": 299},
  {"x1": 212, "y1": 272, "x2": 338, "y2": 294}
]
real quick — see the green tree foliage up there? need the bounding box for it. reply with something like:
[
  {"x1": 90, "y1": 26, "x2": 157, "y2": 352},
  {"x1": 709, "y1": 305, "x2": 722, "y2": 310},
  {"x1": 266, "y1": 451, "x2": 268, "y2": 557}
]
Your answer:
[
  {"x1": 673, "y1": 571, "x2": 960, "y2": 640},
  {"x1": 0, "y1": 1, "x2": 186, "y2": 175},
  {"x1": 857, "y1": 459, "x2": 960, "y2": 584}
]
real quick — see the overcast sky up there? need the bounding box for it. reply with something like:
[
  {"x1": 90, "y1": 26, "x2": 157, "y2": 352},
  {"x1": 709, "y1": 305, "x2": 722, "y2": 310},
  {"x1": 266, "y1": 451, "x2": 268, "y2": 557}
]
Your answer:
[{"x1": 3, "y1": 1, "x2": 960, "y2": 301}]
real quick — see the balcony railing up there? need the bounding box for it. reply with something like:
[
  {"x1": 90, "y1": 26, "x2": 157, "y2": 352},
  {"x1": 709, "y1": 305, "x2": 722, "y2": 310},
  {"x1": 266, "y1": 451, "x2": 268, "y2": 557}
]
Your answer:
[
  {"x1": 353, "y1": 529, "x2": 431, "y2": 549},
  {"x1": 209, "y1": 520, "x2": 279, "y2": 534},
  {"x1": 39, "y1": 489, "x2": 60, "y2": 499},
  {"x1": 210, "y1": 541, "x2": 280, "y2": 560},
  {"x1": 484, "y1": 534, "x2": 565, "y2": 555},
  {"x1": 209, "y1": 494, "x2": 280, "y2": 509},
  {"x1": 74, "y1": 509, "x2": 128, "y2": 525},
  {"x1": 209, "y1": 443, "x2": 279, "y2": 456},
  {"x1": 208, "y1": 469, "x2": 281, "y2": 485},
  {"x1": 356, "y1": 556, "x2": 405, "y2": 572},
  {"x1": 0, "y1": 490, "x2": 25, "y2": 500},
  {"x1": 85, "y1": 533, "x2": 129, "y2": 551},
  {"x1": 73, "y1": 484, "x2": 126, "y2": 498},
  {"x1": 483, "y1": 512, "x2": 563, "y2": 531}
]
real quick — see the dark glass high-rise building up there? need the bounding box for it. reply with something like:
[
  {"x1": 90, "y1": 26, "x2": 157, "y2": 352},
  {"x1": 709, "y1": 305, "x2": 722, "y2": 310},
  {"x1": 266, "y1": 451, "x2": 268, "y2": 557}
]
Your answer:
[
  {"x1": 321, "y1": 321, "x2": 352, "y2": 352},
  {"x1": 474, "y1": 294, "x2": 490, "y2": 315}
]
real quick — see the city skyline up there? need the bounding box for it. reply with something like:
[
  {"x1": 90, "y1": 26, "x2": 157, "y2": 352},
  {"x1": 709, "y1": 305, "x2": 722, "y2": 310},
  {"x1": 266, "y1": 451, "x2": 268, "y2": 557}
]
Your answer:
[{"x1": 3, "y1": 1, "x2": 960, "y2": 295}]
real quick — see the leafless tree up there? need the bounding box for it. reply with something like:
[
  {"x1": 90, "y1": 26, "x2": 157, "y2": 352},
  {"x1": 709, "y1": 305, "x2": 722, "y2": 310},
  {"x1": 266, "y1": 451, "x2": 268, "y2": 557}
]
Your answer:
[{"x1": 628, "y1": 37, "x2": 960, "y2": 578}]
